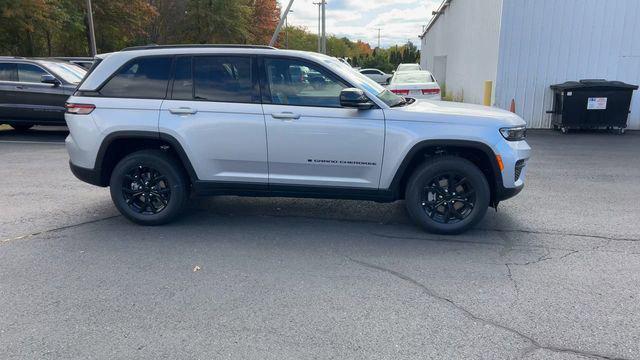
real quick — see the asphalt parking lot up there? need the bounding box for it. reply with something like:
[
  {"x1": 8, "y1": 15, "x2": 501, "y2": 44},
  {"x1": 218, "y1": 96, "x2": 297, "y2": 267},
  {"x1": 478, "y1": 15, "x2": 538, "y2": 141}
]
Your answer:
[{"x1": 1, "y1": 127, "x2": 639, "y2": 360}]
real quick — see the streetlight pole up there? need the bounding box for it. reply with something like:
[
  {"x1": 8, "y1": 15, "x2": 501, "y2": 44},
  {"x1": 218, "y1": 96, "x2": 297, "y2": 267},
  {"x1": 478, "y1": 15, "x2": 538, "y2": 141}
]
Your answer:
[
  {"x1": 86, "y1": 0, "x2": 97, "y2": 56},
  {"x1": 269, "y1": 0, "x2": 295, "y2": 47}
]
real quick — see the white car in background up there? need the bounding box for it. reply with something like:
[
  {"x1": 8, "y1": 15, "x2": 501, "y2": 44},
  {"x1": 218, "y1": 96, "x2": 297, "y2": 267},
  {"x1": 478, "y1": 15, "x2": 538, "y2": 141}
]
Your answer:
[
  {"x1": 387, "y1": 70, "x2": 441, "y2": 100},
  {"x1": 396, "y1": 63, "x2": 422, "y2": 72},
  {"x1": 358, "y1": 68, "x2": 392, "y2": 84}
]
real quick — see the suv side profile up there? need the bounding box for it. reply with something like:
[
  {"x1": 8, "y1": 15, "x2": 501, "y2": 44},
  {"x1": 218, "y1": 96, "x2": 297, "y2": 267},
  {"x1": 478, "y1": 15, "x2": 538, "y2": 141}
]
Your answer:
[
  {"x1": 0, "y1": 57, "x2": 86, "y2": 130},
  {"x1": 66, "y1": 45, "x2": 530, "y2": 234}
]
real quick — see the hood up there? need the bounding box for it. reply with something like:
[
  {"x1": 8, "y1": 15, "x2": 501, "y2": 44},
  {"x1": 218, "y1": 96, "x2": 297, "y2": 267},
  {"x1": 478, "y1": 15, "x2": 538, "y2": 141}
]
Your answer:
[{"x1": 386, "y1": 99, "x2": 526, "y2": 128}]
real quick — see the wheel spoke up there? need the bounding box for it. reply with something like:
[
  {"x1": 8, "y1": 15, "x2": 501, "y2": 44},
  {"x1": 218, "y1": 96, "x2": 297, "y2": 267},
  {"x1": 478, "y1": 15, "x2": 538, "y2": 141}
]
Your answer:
[{"x1": 443, "y1": 204, "x2": 451, "y2": 223}]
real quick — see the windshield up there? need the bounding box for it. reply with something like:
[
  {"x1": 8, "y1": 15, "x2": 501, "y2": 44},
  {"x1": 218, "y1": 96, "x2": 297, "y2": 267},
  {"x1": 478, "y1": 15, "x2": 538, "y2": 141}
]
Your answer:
[
  {"x1": 40, "y1": 61, "x2": 87, "y2": 84},
  {"x1": 391, "y1": 71, "x2": 435, "y2": 84},
  {"x1": 397, "y1": 64, "x2": 421, "y2": 71},
  {"x1": 323, "y1": 57, "x2": 405, "y2": 107}
]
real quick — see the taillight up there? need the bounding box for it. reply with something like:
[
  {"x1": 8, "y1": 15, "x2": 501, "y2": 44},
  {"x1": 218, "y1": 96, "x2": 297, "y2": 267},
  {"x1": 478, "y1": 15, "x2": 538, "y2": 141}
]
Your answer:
[
  {"x1": 421, "y1": 88, "x2": 440, "y2": 95},
  {"x1": 65, "y1": 103, "x2": 95, "y2": 115},
  {"x1": 391, "y1": 89, "x2": 409, "y2": 95}
]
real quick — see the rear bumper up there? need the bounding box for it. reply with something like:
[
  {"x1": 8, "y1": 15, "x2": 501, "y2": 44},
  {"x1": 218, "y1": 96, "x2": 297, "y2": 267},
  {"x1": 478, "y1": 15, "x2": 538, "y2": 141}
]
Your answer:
[{"x1": 69, "y1": 161, "x2": 104, "y2": 187}]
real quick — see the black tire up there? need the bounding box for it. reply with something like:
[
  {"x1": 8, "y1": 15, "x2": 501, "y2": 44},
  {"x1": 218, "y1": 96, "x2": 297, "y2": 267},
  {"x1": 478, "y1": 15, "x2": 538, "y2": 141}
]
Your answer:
[
  {"x1": 405, "y1": 156, "x2": 490, "y2": 234},
  {"x1": 9, "y1": 124, "x2": 33, "y2": 131},
  {"x1": 110, "y1": 150, "x2": 189, "y2": 225}
]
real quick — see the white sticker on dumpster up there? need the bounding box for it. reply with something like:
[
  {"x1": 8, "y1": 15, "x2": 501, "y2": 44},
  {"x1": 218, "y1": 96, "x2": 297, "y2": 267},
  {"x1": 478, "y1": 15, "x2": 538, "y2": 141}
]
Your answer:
[{"x1": 587, "y1": 97, "x2": 607, "y2": 110}]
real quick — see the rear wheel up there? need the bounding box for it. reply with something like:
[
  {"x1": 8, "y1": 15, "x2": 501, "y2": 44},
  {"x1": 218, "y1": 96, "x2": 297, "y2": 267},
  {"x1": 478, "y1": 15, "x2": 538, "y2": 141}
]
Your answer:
[
  {"x1": 110, "y1": 150, "x2": 189, "y2": 225},
  {"x1": 405, "y1": 156, "x2": 490, "y2": 234},
  {"x1": 9, "y1": 124, "x2": 33, "y2": 131}
]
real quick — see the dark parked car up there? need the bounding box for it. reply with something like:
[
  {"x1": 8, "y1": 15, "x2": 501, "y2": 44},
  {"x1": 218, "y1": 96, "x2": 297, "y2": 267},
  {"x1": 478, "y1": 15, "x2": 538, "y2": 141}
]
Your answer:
[{"x1": 0, "y1": 57, "x2": 86, "y2": 130}]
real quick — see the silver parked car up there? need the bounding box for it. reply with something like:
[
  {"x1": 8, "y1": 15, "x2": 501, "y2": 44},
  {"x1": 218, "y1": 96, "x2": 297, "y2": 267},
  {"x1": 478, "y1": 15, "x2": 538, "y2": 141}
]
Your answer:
[
  {"x1": 66, "y1": 45, "x2": 530, "y2": 234},
  {"x1": 358, "y1": 68, "x2": 392, "y2": 84}
]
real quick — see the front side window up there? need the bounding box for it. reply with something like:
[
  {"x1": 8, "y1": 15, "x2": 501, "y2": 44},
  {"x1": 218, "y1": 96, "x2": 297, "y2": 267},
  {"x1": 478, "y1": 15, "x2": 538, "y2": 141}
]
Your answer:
[
  {"x1": 192, "y1": 56, "x2": 255, "y2": 103},
  {"x1": 0, "y1": 63, "x2": 18, "y2": 81},
  {"x1": 100, "y1": 57, "x2": 172, "y2": 99},
  {"x1": 264, "y1": 58, "x2": 347, "y2": 107},
  {"x1": 17, "y1": 64, "x2": 48, "y2": 83}
]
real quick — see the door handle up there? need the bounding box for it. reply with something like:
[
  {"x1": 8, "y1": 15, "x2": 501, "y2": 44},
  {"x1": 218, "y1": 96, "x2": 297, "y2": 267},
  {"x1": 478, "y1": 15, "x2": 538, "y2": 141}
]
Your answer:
[
  {"x1": 15, "y1": 85, "x2": 25, "y2": 90},
  {"x1": 169, "y1": 107, "x2": 197, "y2": 115},
  {"x1": 271, "y1": 112, "x2": 300, "y2": 120}
]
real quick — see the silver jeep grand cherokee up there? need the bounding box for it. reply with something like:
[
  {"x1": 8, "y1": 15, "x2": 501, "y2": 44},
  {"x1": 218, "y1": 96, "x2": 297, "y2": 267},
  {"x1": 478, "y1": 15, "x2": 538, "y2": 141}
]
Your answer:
[{"x1": 65, "y1": 45, "x2": 530, "y2": 234}]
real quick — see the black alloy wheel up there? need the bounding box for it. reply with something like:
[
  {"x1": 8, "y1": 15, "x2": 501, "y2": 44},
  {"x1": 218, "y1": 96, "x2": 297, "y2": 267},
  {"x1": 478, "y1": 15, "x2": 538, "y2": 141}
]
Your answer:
[
  {"x1": 110, "y1": 149, "x2": 189, "y2": 225},
  {"x1": 421, "y1": 172, "x2": 476, "y2": 224},
  {"x1": 122, "y1": 165, "x2": 171, "y2": 215},
  {"x1": 405, "y1": 156, "x2": 490, "y2": 234}
]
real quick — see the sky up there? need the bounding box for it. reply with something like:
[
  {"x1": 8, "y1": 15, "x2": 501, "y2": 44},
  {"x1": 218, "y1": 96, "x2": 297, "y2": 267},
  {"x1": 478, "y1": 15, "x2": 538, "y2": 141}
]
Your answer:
[{"x1": 278, "y1": 0, "x2": 442, "y2": 48}]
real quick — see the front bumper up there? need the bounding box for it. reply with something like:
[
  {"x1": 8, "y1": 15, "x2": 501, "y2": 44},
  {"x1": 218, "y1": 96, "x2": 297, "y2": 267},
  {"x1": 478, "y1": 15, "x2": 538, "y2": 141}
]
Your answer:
[
  {"x1": 495, "y1": 182, "x2": 524, "y2": 202},
  {"x1": 492, "y1": 139, "x2": 530, "y2": 203}
]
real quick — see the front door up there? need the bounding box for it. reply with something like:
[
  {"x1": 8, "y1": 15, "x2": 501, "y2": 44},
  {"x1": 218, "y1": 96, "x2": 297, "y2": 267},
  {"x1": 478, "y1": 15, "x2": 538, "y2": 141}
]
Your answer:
[
  {"x1": 261, "y1": 57, "x2": 385, "y2": 189},
  {"x1": 13, "y1": 63, "x2": 68, "y2": 122},
  {"x1": 159, "y1": 55, "x2": 268, "y2": 184}
]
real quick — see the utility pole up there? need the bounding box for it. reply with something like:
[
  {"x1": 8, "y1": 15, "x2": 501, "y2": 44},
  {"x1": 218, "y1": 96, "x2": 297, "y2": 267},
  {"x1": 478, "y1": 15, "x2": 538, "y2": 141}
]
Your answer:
[
  {"x1": 374, "y1": 27, "x2": 382, "y2": 49},
  {"x1": 321, "y1": 0, "x2": 327, "y2": 54},
  {"x1": 269, "y1": 0, "x2": 295, "y2": 47},
  {"x1": 313, "y1": 2, "x2": 321, "y2": 52},
  {"x1": 86, "y1": 0, "x2": 97, "y2": 56},
  {"x1": 284, "y1": 10, "x2": 293, "y2": 49}
]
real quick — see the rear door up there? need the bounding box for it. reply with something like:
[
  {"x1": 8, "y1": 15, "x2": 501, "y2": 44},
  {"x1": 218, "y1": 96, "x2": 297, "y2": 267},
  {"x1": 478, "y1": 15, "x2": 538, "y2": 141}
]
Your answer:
[
  {"x1": 0, "y1": 62, "x2": 18, "y2": 120},
  {"x1": 159, "y1": 55, "x2": 268, "y2": 184},
  {"x1": 90, "y1": 56, "x2": 173, "y2": 134},
  {"x1": 13, "y1": 63, "x2": 68, "y2": 122}
]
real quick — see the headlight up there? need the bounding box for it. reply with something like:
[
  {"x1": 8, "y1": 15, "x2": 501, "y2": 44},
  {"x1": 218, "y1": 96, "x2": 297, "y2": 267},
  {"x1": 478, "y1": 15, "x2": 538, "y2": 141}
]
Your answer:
[{"x1": 499, "y1": 126, "x2": 526, "y2": 141}]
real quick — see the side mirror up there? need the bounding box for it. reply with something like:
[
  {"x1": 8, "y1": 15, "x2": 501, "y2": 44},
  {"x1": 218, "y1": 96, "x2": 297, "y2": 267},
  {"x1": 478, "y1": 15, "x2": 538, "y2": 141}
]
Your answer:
[
  {"x1": 41, "y1": 74, "x2": 60, "y2": 86},
  {"x1": 340, "y1": 88, "x2": 375, "y2": 110}
]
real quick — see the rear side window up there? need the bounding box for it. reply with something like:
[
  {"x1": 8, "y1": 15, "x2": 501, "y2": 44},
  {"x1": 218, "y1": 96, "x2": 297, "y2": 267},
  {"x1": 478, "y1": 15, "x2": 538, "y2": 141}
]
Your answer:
[
  {"x1": 0, "y1": 63, "x2": 18, "y2": 81},
  {"x1": 100, "y1": 57, "x2": 172, "y2": 99},
  {"x1": 17, "y1": 64, "x2": 48, "y2": 83},
  {"x1": 192, "y1": 56, "x2": 256, "y2": 103}
]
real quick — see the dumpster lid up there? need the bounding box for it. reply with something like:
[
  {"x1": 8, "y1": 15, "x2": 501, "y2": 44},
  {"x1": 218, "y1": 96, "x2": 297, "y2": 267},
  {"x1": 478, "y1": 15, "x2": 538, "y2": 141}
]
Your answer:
[{"x1": 551, "y1": 79, "x2": 639, "y2": 90}]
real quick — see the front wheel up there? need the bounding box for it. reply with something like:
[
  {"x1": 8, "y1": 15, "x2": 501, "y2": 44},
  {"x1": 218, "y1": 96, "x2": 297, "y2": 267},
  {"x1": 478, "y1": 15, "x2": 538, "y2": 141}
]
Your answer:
[
  {"x1": 405, "y1": 156, "x2": 490, "y2": 234},
  {"x1": 110, "y1": 150, "x2": 189, "y2": 225}
]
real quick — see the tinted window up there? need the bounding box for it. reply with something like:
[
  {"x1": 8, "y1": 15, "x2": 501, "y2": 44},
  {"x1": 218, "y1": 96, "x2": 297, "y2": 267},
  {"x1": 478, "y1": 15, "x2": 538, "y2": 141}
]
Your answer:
[
  {"x1": 193, "y1": 56, "x2": 255, "y2": 103},
  {"x1": 0, "y1": 63, "x2": 18, "y2": 81},
  {"x1": 265, "y1": 58, "x2": 347, "y2": 107},
  {"x1": 172, "y1": 57, "x2": 193, "y2": 100},
  {"x1": 100, "y1": 57, "x2": 172, "y2": 99},
  {"x1": 360, "y1": 70, "x2": 376, "y2": 75},
  {"x1": 17, "y1": 64, "x2": 48, "y2": 83}
]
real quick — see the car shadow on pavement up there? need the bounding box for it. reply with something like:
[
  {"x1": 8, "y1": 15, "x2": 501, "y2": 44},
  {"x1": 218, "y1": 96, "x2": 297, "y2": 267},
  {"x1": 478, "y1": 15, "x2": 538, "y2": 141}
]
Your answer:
[{"x1": 0, "y1": 126, "x2": 68, "y2": 142}]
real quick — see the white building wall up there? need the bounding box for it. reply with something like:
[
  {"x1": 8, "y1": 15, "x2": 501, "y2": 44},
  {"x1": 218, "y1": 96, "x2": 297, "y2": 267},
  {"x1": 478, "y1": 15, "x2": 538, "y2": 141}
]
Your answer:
[
  {"x1": 420, "y1": 0, "x2": 503, "y2": 104},
  {"x1": 495, "y1": 0, "x2": 640, "y2": 129}
]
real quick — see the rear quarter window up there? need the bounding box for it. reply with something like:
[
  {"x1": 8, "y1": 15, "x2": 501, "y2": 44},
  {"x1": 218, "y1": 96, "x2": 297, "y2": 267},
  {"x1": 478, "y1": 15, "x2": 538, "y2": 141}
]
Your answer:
[
  {"x1": 0, "y1": 63, "x2": 18, "y2": 81},
  {"x1": 100, "y1": 57, "x2": 172, "y2": 99}
]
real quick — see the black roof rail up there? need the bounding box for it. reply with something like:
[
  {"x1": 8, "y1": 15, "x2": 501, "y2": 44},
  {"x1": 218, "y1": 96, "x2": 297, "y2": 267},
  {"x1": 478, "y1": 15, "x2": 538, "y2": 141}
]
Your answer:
[{"x1": 120, "y1": 44, "x2": 277, "y2": 52}]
